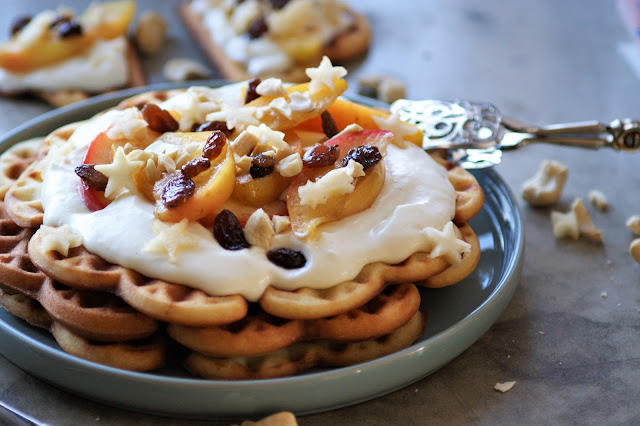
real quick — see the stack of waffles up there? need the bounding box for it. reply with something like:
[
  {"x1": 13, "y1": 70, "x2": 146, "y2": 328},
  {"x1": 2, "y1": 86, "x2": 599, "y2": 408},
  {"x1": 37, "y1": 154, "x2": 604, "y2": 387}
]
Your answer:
[{"x1": 0, "y1": 82, "x2": 484, "y2": 380}]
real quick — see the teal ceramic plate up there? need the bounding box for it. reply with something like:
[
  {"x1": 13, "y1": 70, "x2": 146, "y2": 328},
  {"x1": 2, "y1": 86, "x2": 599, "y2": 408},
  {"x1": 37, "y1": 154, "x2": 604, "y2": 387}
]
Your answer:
[{"x1": 0, "y1": 83, "x2": 524, "y2": 420}]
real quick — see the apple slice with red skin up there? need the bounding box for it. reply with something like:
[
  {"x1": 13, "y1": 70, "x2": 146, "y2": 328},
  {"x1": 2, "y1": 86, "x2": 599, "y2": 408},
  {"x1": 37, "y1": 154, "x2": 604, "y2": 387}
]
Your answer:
[
  {"x1": 287, "y1": 129, "x2": 393, "y2": 237},
  {"x1": 78, "y1": 131, "x2": 116, "y2": 211}
]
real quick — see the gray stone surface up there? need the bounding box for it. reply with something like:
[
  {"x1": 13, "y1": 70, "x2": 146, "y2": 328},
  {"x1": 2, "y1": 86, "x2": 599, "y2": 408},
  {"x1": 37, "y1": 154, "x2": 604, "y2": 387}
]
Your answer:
[{"x1": 1, "y1": 0, "x2": 640, "y2": 424}]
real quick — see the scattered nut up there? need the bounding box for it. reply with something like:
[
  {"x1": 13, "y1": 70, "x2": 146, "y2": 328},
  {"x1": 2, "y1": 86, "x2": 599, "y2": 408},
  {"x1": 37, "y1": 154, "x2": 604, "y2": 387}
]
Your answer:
[
  {"x1": 626, "y1": 215, "x2": 640, "y2": 235},
  {"x1": 272, "y1": 215, "x2": 291, "y2": 234},
  {"x1": 232, "y1": 130, "x2": 261, "y2": 157},
  {"x1": 631, "y1": 239, "x2": 640, "y2": 264},
  {"x1": 134, "y1": 11, "x2": 167, "y2": 55},
  {"x1": 551, "y1": 198, "x2": 602, "y2": 242},
  {"x1": 244, "y1": 209, "x2": 275, "y2": 249},
  {"x1": 163, "y1": 58, "x2": 211, "y2": 82},
  {"x1": 357, "y1": 74, "x2": 407, "y2": 103},
  {"x1": 587, "y1": 189, "x2": 608, "y2": 211},
  {"x1": 494, "y1": 381, "x2": 516, "y2": 393},
  {"x1": 240, "y1": 411, "x2": 298, "y2": 426},
  {"x1": 234, "y1": 154, "x2": 253, "y2": 174},
  {"x1": 276, "y1": 152, "x2": 302, "y2": 177},
  {"x1": 522, "y1": 160, "x2": 568, "y2": 206}
]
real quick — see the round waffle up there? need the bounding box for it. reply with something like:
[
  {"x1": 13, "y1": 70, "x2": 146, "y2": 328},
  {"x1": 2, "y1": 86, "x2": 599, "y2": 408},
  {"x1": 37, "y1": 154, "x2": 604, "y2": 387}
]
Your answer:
[{"x1": 0, "y1": 78, "x2": 485, "y2": 378}]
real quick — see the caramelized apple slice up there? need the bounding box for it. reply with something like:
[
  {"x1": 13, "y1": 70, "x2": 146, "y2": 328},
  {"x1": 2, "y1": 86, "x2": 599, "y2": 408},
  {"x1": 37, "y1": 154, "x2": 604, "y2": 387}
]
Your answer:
[
  {"x1": 287, "y1": 129, "x2": 393, "y2": 237},
  {"x1": 154, "y1": 134, "x2": 236, "y2": 222},
  {"x1": 244, "y1": 79, "x2": 348, "y2": 132},
  {"x1": 295, "y1": 97, "x2": 423, "y2": 146},
  {"x1": 0, "y1": 0, "x2": 135, "y2": 72}
]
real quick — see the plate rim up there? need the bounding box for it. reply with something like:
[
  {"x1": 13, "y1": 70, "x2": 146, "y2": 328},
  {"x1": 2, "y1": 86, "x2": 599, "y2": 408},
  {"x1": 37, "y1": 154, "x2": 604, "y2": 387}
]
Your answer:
[{"x1": 0, "y1": 82, "x2": 525, "y2": 418}]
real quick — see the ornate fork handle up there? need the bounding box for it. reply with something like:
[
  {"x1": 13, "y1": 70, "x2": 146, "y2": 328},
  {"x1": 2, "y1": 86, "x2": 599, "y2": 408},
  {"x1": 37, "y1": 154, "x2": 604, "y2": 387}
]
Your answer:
[
  {"x1": 501, "y1": 117, "x2": 640, "y2": 151},
  {"x1": 391, "y1": 99, "x2": 640, "y2": 152}
]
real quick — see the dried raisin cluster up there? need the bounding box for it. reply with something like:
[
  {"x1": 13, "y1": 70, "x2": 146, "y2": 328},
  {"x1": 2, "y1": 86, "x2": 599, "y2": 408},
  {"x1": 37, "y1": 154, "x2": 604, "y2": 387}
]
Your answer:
[
  {"x1": 160, "y1": 130, "x2": 228, "y2": 208},
  {"x1": 342, "y1": 145, "x2": 382, "y2": 170}
]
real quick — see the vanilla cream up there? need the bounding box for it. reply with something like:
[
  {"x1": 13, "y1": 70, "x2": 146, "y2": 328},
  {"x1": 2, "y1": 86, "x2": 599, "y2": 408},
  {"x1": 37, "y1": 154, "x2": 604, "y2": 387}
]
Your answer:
[
  {"x1": 0, "y1": 37, "x2": 129, "y2": 93},
  {"x1": 40, "y1": 85, "x2": 460, "y2": 302}
]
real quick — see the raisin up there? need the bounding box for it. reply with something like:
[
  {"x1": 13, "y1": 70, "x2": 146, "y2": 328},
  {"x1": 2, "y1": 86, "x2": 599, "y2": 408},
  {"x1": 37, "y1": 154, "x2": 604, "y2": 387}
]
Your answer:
[
  {"x1": 266, "y1": 248, "x2": 306, "y2": 269},
  {"x1": 141, "y1": 103, "x2": 179, "y2": 133},
  {"x1": 245, "y1": 77, "x2": 262, "y2": 104},
  {"x1": 181, "y1": 158, "x2": 211, "y2": 178},
  {"x1": 270, "y1": 0, "x2": 290, "y2": 9},
  {"x1": 10, "y1": 16, "x2": 32, "y2": 36},
  {"x1": 161, "y1": 173, "x2": 195, "y2": 208},
  {"x1": 49, "y1": 15, "x2": 71, "y2": 29},
  {"x1": 342, "y1": 145, "x2": 382, "y2": 170},
  {"x1": 74, "y1": 164, "x2": 108, "y2": 191},
  {"x1": 247, "y1": 16, "x2": 268, "y2": 39},
  {"x1": 321, "y1": 110, "x2": 338, "y2": 139},
  {"x1": 249, "y1": 154, "x2": 276, "y2": 178},
  {"x1": 202, "y1": 130, "x2": 227, "y2": 160},
  {"x1": 213, "y1": 210, "x2": 250, "y2": 250},
  {"x1": 57, "y1": 20, "x2": 83, "y2": 38},
  {"x1": 193, "y1": 120, "x2": 231, "y2": 135},
  {"x1": 302, "y1": 144, "x2": 339, "y2": 168}
]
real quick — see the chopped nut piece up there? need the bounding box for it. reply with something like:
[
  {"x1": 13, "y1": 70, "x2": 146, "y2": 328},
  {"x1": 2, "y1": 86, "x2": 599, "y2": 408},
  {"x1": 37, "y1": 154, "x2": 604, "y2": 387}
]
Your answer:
[
  {"x1": 276, "y1": 153, "x2": 302, "y2": 177},
  {"x1": 357, "y1": 74, "x2": 407, "y2": 103},
  {"x1": 587, "y1": 189, "x2": 608, "y2": 211},
  {"x1": 626, "y1": 215, "x2": 640, "y2": 235},
  {"x1": 244, "y1": 208, "x2": 275, "y2": 249},
  {"x1": 232, "y1": 130, "x2": 261, "y2": 157},
  {"x1": 271, "y1": 215, "x2": 291, "y2": 234},
  {"x1": 494, "y1": 381, "x2": 516, "y2": 393},
  {"x1": 298, "y1": 159, "x2": 365, "y2": 208},
  {"x1": 235, "y1": 154, "x2": 253, "y2": 174},
  {"x1": 135, "y1": 11, "x2": 167, "y2": 55},
  {"x1": 630, "y1": 239, "x2": 640, "y2": 264},
  {"x1": 163, "y1": 58, "x2": 211, "y2": 82},
  {"x1": 256, "y1": 78, "x2": 287, "y2": 97},
  {"x1": 522, "y1": 160, "x2": 568, "y2": 206},
  {"x1": 378, "y1": 76, "x2": 407, "y2": 104},
  {"x1": 551, "y1": 198, "x2": 602, "y2": 242}
]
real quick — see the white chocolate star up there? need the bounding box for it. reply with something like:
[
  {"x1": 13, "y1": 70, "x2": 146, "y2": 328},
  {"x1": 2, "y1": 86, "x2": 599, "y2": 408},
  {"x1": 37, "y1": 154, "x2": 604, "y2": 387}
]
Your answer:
[
  {"x1": 372, "y1": 112, "x2": 420, "y2": 146},
  {"x1": 205, "y1": 104, "x2": 260, "y2": 131},
  {"x1": 94, "y1": 146, "x2": 144, "y2": 199},
  {"x1": 143, "y1": 219, "x2": 198, "y2": 263},
  {"x1": 39, "y1": 225, "x2": 82, "y2": 257},
  {"x1": 422, "y1": 221, "x2": 471, "y2": 266},
  {"x1": 305, "y1": 56, "x2": 347, "y2": 95}
]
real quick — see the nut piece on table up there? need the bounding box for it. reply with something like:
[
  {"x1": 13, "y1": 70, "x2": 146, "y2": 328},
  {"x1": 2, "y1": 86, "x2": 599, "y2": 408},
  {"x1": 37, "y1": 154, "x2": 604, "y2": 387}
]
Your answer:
[
  {"x1": 626, "y1": 215, "x2": 640, "y2": 235},
  {"x1": 163, "y1": 58, "x2": 211, "y2": 82},
  {"x1": 587, "y1": 189, "x2": 607, "y2": 211},
  {"x1": 240, "y1": 411, "x2": 298, "y2": 426},
  {"x1": 357, "y1": 73, "x2": 407, "y2": 104},
  {"x1": 522, "y1": 159, "x2": 568, "y2": 207},
  {"x1": 134, "y1": 11, "x2": 168, "y2": 55},
  {"x1": 551, "y1": 198, "x2": 602, "y2": 242},
  {"x1": 630, "y1": 238, "x2": 640, "y2": 264}
]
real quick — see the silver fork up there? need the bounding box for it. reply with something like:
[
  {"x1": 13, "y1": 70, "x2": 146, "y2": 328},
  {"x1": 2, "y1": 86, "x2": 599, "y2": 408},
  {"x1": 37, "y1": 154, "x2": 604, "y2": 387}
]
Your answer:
[{"x1": 390, "y1": 99, "x2": 640, "y2": 168}]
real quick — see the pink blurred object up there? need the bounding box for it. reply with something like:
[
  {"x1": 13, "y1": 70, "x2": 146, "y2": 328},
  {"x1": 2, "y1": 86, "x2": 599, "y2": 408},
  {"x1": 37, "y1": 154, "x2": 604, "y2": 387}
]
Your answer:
[{"x1": 618, "y1": 0, "x2": 640, "y2": 48}]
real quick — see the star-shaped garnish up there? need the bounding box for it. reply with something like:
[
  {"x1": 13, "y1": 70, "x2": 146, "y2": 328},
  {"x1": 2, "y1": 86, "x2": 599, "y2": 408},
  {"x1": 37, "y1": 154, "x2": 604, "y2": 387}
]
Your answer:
[
  {"x1": 39, "y1": 225, "x2": 82, "y2": 257},
  {"x1": 305, "y1": 56, "x2": 347, "y2": 95},
  {"x1": 206, "y1": 104, "x2": 260, "y2": 131},
  {"x1": 372, "y1": 112, "x2": 420, "y2": 146},
  {"x1": 94, "y1": 146, "x2": 144, "y2": 199},
  {"x1": 143, "y1": 218, "x2": 198, "y2": 263},
  {"x1": 422, "y1": 221, "x2": 471, "y2": 266}
]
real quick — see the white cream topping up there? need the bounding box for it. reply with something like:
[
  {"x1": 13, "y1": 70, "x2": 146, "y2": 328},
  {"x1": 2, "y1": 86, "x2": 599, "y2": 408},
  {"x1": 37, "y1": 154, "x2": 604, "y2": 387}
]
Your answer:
[
  {"x1": 0, "y1": 38, "x2": 129, "y2": 92},
  {"x1": 40, "y1": 85, "x2": 459, "y2": 302}
]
